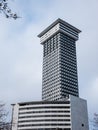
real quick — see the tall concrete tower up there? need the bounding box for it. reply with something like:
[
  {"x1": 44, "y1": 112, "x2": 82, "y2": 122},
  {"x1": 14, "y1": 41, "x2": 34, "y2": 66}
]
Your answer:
[
  {"x1": 38, "y1": 18, "x2": 81, "y2": 101},
  {"x1": 11, "y1": 19, "x2": 89, "y2": 130}
]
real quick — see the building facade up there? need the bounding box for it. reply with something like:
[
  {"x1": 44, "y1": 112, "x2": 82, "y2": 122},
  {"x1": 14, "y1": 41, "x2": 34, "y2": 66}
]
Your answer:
[
  {"x1": 38, "y1": 19, "x2": 81, "y2": 101},
  {"x1": 12, "y1": 95, "x2": 89, "y2": 130}
]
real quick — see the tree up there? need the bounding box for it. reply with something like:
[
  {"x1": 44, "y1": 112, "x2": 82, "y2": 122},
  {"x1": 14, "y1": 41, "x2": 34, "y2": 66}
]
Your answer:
[
  {"x1": 0, "y1": 103, "x2": 11, "y2": 130},
  {"x1": 93, "y1": 113, "x2": 98, "y2": 130},
  {"x1": 0, "y1": 0, "x2": 18, "y2": 19}
]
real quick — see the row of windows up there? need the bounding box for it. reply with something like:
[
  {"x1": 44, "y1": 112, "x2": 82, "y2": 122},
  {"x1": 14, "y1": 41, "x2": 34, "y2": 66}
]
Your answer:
[
  {"x1": 59, "y1": 71, "x2": 77, "y2": 83},
  {"x1": 60, "y1": 55, "x2": 76, "y2": 64},
  {"x1": 18, "y1": 128, "x2": 71, "y2": 130},
  {"x1": 42, "y1": 91, "x2": 60, "y2": 100},
  {"x1": 60, "y1": 61, "x2": 77, "y2": 71},
  {"x1": 42, "y1": 75, "x2": 60, "y2": 87},
  {"x1": 61, "y1": 89, "x2": 78, "y2": 96},
  {"x1": 44, "y1": 39, "x2": 59, "y2": 50},
  {"x1": 43, "y1": 61, "x2": 59, "y2": 70},
  {"x1": 60, "y1": 71, "x2": 77, "y2": 80},
  {"x1": 42, "y1": 85, "x2": 59, "y2": 95},
  {"x1": 43, "y1": 73, "x2": 60, "y2": 81},
  {"x1": 43, "y1": 72, "x2": 59, "y2": 79},
  {"x1": 42, "y1": 85, "x2": 60, "y2": 96},
  {"x1": 43, "y1": 63, "x2": 59, "y2": 72},
  {"x1": 60, "y1": 43, "x2": 76, "y2": 55},
  {"x1": 43, "y1": 78, "x2": 77, "y2": 92},
  {"x1": 19, "y1": 101, "x2": 70, "y2": 106},
  {"x1": 42, "y1": 82, "x2": 60, "y2": 93},
  {"x1": 43, "y1": 65, "x2": 59, "y2": 75},
  {"x1": 43, "y1": 55, "x2": 59, "y2": 67},
  {"x1": 43, "y1": 49, "x2": 59, "y2": 61},
  {"x1": 43, "y1": 35, "x2": 59, "y2": 57},
  {"x1": 43, "y1": 78, "x2": 77, "y2": 94},
  {"x1": 59, "y1": 60, "x2": 76, "y2": 68},
  {"x1": 60, "y1": 66, "x2": 77, "y2": 73},
  {"x1": 18, "y1": 119, "x2": 70, "y2": 123},
  {"x1": 60, "y1": 53, "x2": 76, "y2": 63},
  {"x1": 43, "y1": 64, "x2": 77, "y2": 80},
  {"x1": 60, "y1": 65, "x2": 77, "y2": 74},
  {"x1": 44, "y1": 47, "x2": 58, "y2": 57},
  {"x1": 19, "y1": 110, "x2": 70, "y2": 115},
  {"x1": 43, "y1": 65, "x2": 59, "y2": 72},
  {"x1": 61, "y1": 79, "x2": 78, "y2": 87},
  {"x1": 43, "y1": 67, "x2": 77, "y2": 81},
  {"x1": 61, "y1": 90, "x2": 78, "y2": 97},
  {"x1": 43, "y1": 69, "x2": 77, "y2": 79},
  {"x1": 60, "y1": 32, "x2": 75, "y2": 44},
  {"x1": 43, "y1": 68, "x2": 59, "y2": 75},
  {"x1": 60, "y1": 41, "x2": 76, "y2": 52},
  {"x1": 43, "y1": 34, "x2": 76, "y2": 58},
  {"x1": 42, "y1": 85, "x2": 60, "y2": 93},
  {"x1": 43, "y1": 82, "x2": 76, "y2": 94},
  {"x1": 60, "y1": 75, "x2": 77, "y2": 83},
  {"x1": 60, "y1": 38, "x2": 75, "y2": 49},
  {"x1": 42, "y1": 83, "x2": 59, "y2": 90},
  {"x1": 61, "y1": 85, "x2": 78, "y2": 93},
  {"x1": 43, "y1": 58, "x2": 59, "y2": 66},
  {"x1": 43, "y1": 72, "x2": 59, "y2": 80},
  {"x1": 43, "y1": 66, "x2": 77, "y2": 83},
  {"x1": 60, "y1": 68, "x2": 77, "y2": 77},
  {"x1": 61, "y1": 78, "x2": 78, "y2": 86},
  {"x1": 19, "y1": 106, "x2": 70, "y2": 110},
  {"x1": 61, "y1": 84, "x2": 78, "y2": 93},
  {"x1": 18, "y1": 114, "x2": 71, "y2": 119},
  {"x1": 42, "y1": 78, "x2": 60, "y2": 87},
  {"x1": 61, "y1": 91, "x2": 78, "y2": 97},
  {"x1": 60, "y1": 70, "x2": 77, "y2": 78},
  {"x1": 60, "y1": 50, "x2": 76, "y2": 60},
  {"x1": 60, "y1": 39, "x2": 75, "y2": 51},
  {"x1": 60, "y1": 64, "x2": 77, "y2": 73},
  {"x1": 43, "y1": 97, "x2": 59, "y2": 101},
  {"x1": 43, "y1": 94, "x2": 69, "y2": 101},
  {"x1": 63, "y1": 85, "x2": 78, "y2": 92},
  {"x1": 43, "y1": 74, "x2": 59, "y2": 83},
  {"x1": 42, "y1": 79, "x2": 60, "y2": 87},
  {"x1": 43, "y1": 32, "x2": 76, "y2": 58},
  {"x1": 18, "y1": 123, "x2": 71, "y2": 127},
  {"x1": 60, "y1": 51, "x2": 76, "y2": 62},
  {"x1": 60, "y1": 56, "x2": 76, "y2": 66},
  {"x1": 43, "y1": 60, "x2": 59, "y2": 69}
]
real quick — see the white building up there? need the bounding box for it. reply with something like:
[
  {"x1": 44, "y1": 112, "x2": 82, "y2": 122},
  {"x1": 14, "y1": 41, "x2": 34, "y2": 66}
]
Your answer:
[{"x1": 12, "y1": 95, "x2": 89, "y2": 130}]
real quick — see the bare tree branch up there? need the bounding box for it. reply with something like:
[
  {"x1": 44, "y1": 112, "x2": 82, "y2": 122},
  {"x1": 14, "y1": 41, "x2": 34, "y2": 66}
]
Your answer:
[
  {"x1": 93, "y1": 113, "x2": 98, "y2": 128},
  {"x1": 0, "y1": 102, "x2": 11, "y2": 130},
  {"x1": 0, "y1": 0, "x2": 19, "y2": 19}
]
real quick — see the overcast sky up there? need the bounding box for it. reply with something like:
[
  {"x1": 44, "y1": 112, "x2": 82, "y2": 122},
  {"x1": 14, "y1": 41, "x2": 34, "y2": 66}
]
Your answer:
[{"x1": 0, "y1": 0, "x2": 98, "y2": 123}]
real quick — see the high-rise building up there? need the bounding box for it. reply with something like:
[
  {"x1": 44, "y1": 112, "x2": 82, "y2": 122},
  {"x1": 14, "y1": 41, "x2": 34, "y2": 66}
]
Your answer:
[
  {"x1": 38, "y1": 18, "x2": 81, "y2": 101},
  {"x1": 11, "y1": 19, "x2": 89, "y2": 130}
]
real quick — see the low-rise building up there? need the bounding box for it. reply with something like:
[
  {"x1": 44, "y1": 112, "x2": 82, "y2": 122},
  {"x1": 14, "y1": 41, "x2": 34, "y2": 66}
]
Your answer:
[{"x1": 12, "y1": 95, "x2": 89, "y2": 130}]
